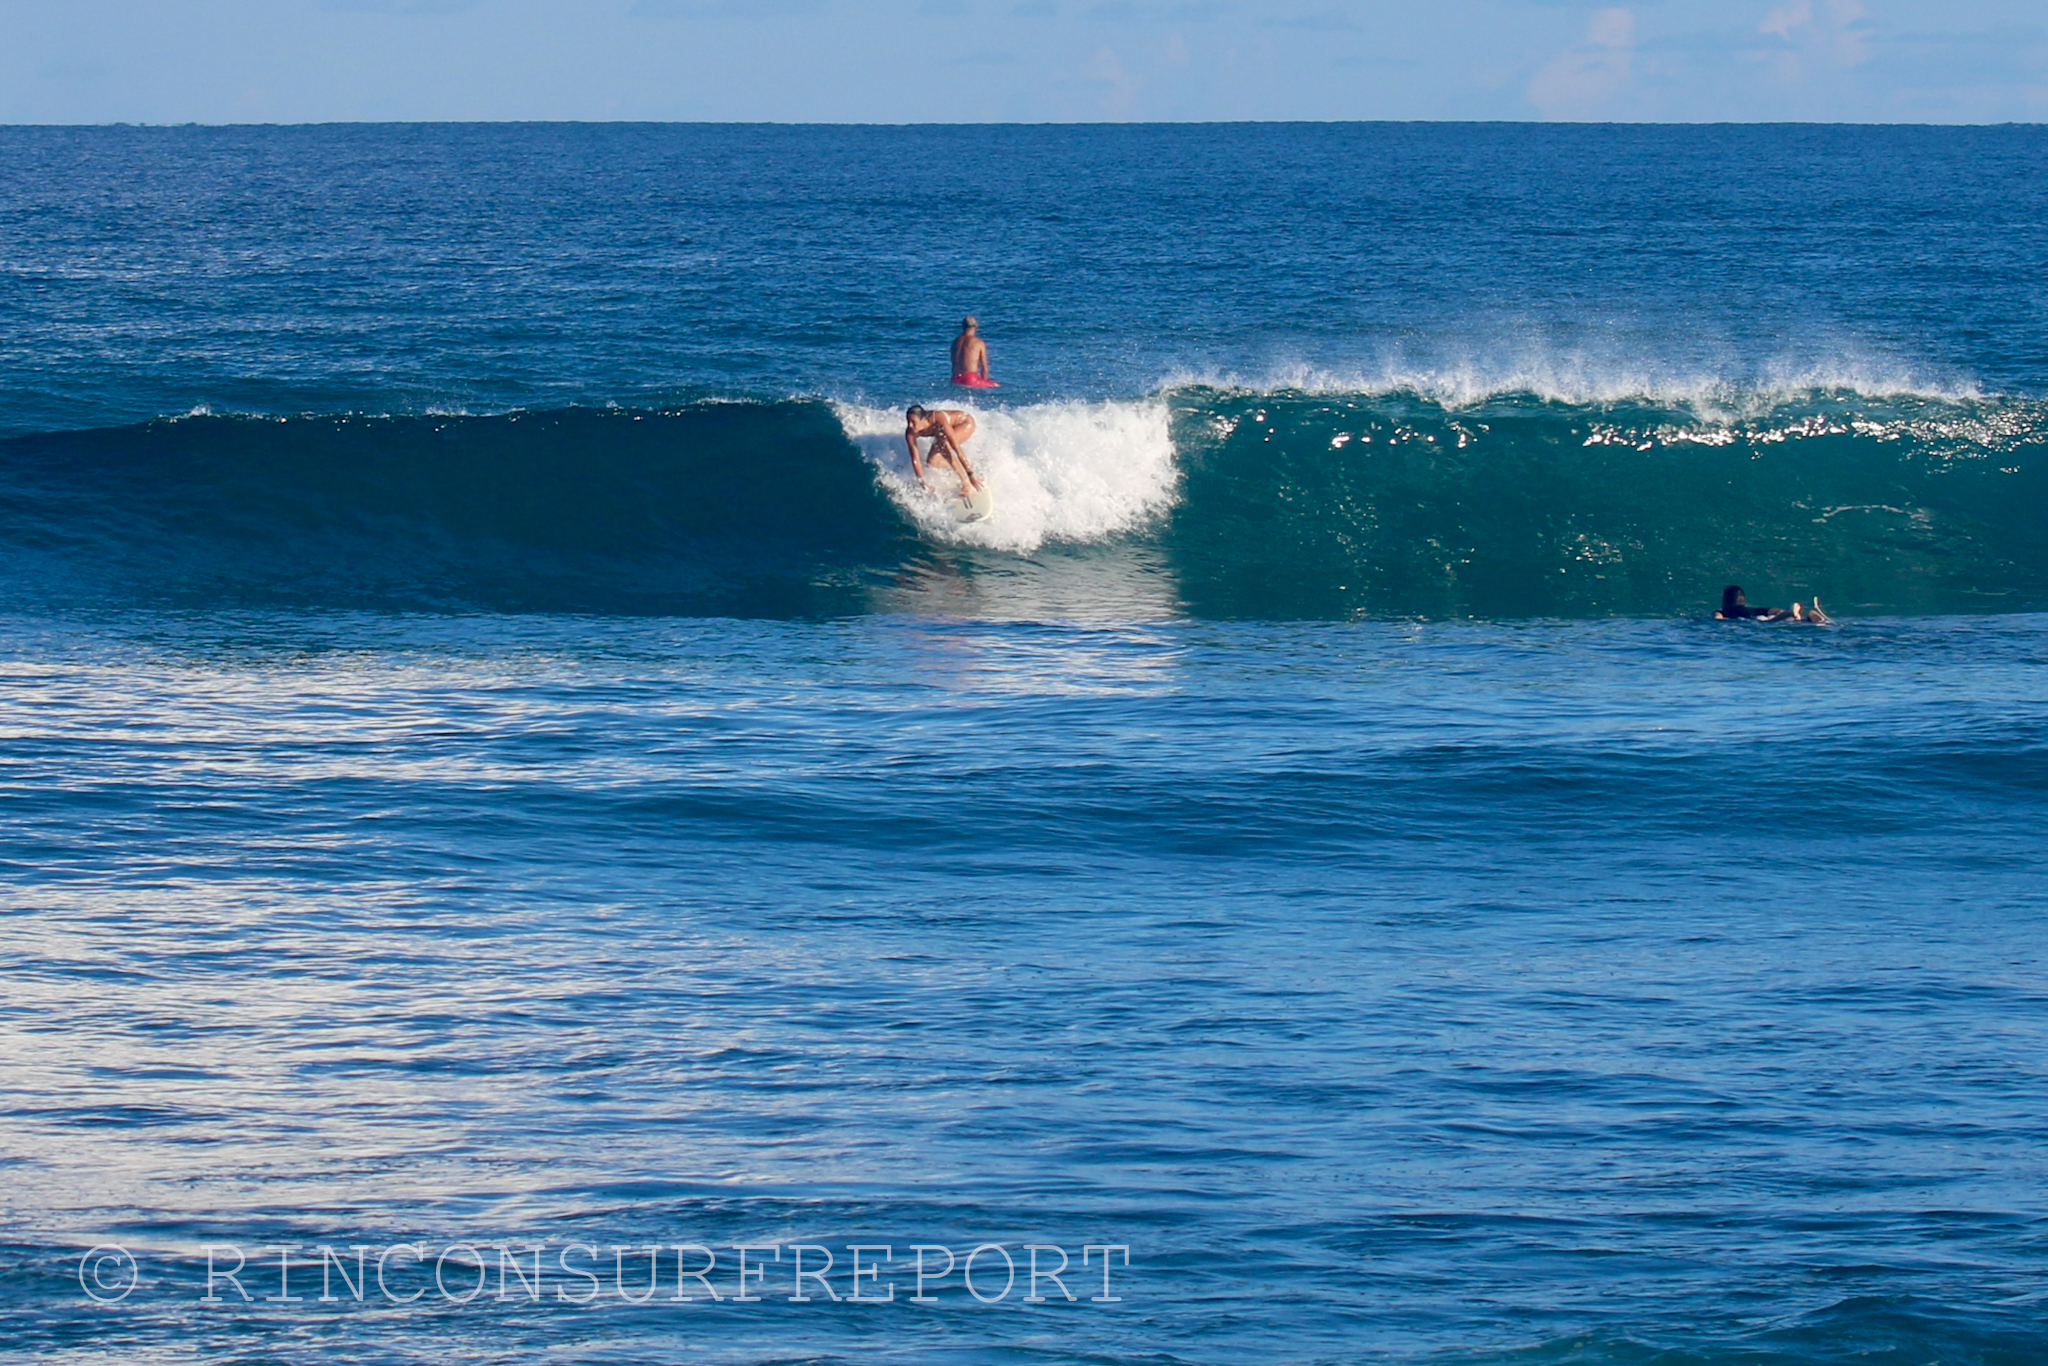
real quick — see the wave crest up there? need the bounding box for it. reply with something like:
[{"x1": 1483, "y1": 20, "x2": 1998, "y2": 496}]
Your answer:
[{"x1": 1162, "y1": 356, "x2": 1989, "y2": 414}]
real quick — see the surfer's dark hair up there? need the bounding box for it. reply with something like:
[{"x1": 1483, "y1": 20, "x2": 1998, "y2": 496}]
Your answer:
[
  {"x1": 906, "y1": 405, "x2": 928, "y2": 418},
  {"x1": 1721, "y1": 585, "x2": 1744, "y2": 612}
]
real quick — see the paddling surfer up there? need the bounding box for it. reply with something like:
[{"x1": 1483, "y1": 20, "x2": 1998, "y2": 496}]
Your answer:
[
  {"x1": 1715, "y1": 585, "x2": 1831, "y2": 623},
  {"x1": 951, "y1": 317, "x2": 997, "y2": 388},
  {"x1": 905, "y1": 405, "x2": 984, "y2": 493}
]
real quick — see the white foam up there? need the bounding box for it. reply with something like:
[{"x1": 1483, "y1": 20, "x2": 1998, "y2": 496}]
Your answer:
[
  {"x1": 836, "y1": 398, "x2": 1179, "y2": 553},
  {"x1": 1162, "y1": 348, "x2": 1987, "y2": 414}
]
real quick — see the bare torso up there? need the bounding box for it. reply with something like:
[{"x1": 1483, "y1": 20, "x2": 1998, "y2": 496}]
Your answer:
[{"x1": 952, "y1": 333, "x2": 987, "y2": 377}]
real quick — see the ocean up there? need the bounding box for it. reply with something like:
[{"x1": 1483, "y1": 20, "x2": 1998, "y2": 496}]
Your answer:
[{"x1": 1, "y1": 122, "x2": 2044, "y2": 1364}]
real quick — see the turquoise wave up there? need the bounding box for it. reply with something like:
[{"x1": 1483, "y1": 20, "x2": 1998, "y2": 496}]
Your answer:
[
  {"x1": 0, "y1": 403, "x2": 917, "y2": 616},
  {"x1": 1162, "y1": 387, "x2": 2048, "y2": 618},
  {"x1": 2, "y1": 390, "x2": 2043, "y2": 618}
]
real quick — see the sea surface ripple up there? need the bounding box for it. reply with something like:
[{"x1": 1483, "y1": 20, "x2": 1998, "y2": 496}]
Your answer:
[{"x1": 3, "y1": 611, "x2": 2044, "y2": 1363}]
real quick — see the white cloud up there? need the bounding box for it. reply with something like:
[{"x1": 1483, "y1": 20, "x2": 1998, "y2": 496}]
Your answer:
[
  {"x1": 1086, "y1": 44, "x2": 1140, "y2": 115},
  {"x1": 630, "y1": 0, "x2": 827, "y2": 18},
  {"x1": 1526, "y1": 7, "x2": 1636, "y2": 118},
  {"x1": 1758, "y1": 0, "x2": 1872, "y2": 76},
  {"x1": 1759, "y1": 0, "x2": 1811, "y2": 41},
  {"x1": 318, "y1": 0, "x2": 482, "y2": 11}
]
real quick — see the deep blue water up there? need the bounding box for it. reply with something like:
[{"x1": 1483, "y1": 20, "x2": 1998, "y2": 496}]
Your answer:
[{"x1": 1, "y1": 124, "x2": 2045, "y2": 1364}]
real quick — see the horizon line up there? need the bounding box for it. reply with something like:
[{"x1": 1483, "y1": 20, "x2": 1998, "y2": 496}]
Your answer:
[{"x1": 3, "y1": 118, "x2": 2043, "y2": 130}]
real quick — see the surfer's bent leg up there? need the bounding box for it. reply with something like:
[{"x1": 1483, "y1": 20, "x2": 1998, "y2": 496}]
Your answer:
[{"x1": 946, "y1": 417, "x2": 982, "y2": 490}]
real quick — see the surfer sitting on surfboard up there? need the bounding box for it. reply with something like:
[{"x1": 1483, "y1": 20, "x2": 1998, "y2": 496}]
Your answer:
[
  {"x1": 951, "y1": 316, "x2": 999, "y2": 388},
  {"x1": 905, "y1": 405, "x2": 985, "y2": 495}
]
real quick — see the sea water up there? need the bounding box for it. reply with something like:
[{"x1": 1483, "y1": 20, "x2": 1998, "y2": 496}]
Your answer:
[{"x1": 0, "y1": 124, "x2": 2044, "y2": 1364}]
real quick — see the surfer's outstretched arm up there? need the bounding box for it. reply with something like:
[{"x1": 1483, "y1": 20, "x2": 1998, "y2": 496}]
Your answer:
[
  {"x1": 905, "y1": 428, "x2": 927, "y2": 486},
  {"x1": 950, "y1": 443, "x2": 981, "y2": 491},
  {"x1": 934, "y1": 417, "x2": 982, "y2": 491},
  {"x1": 933, "y1": 431, "x2": 979, "y2": 491}
]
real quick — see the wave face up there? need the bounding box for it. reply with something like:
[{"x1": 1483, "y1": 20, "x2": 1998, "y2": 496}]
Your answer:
[
  {"x1": 1162, "y1": 387, "x2": 2048, "y2": 619},
  {"x1": 0, "y1": 403, "x2": 917, "y2": 615},
  {"x1": 2, "y1": 389, "x2": 2044, "y2": 619}
]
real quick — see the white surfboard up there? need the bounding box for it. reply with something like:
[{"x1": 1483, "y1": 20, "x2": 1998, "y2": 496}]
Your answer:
[{"x1": 936, "y1": 465, "x2": 993, "y2": 524}]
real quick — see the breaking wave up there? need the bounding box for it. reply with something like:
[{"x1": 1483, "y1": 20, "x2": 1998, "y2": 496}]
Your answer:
[
  {"x1": 1159, "y1": 385, "x2": 2048, "y2": 618},
  {"x1": 0, "y1": 383, "x2": 2042, "y2": 619},
  {"x1": 837, "y1": 397, "x2": 1178, "y2": 552}
]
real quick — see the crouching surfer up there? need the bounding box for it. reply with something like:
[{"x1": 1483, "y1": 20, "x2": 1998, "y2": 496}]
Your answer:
[
  {"x1": 905, "y1": 405, "x2": 985, "y2": 495},
  {"x1": 1715, "y1": 585, "x2": 1831, "y2": 623}
]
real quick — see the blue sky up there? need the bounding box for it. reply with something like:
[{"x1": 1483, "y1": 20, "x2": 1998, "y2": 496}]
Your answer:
[{"x1": 1, "y1": 0, "x2": 2043, "y2": 123}]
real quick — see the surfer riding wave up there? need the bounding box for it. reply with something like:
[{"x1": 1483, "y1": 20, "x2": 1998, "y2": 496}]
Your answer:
[{"x1": 905, "y1": 405, "x2": 984, "y2": 494}]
